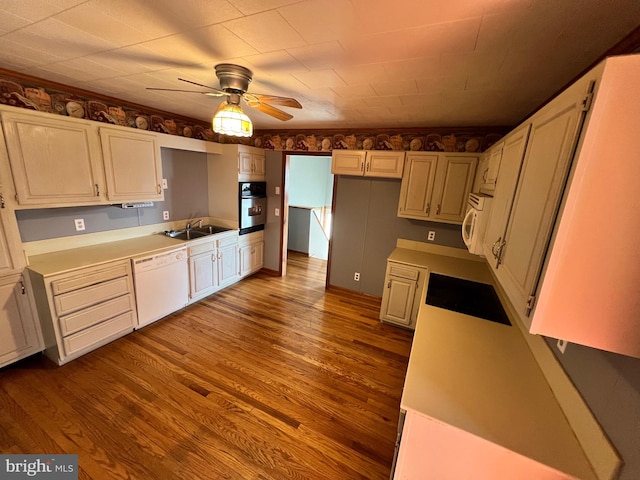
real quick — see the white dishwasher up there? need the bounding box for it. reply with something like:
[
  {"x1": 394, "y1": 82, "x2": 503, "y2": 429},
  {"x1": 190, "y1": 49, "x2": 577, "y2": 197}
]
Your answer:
[{"x1": 132, "y1": 247, "x2": 189, "y2": 328}]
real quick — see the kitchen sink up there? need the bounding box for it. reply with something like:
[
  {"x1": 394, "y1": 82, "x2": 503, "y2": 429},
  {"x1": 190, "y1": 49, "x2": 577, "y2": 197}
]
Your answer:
[
  {"x1": 164, "y1": 225, "x2": 232, "y2": 241},
  {"x1": 193, "y1": 225, "x2": 232, "y2": 234}
]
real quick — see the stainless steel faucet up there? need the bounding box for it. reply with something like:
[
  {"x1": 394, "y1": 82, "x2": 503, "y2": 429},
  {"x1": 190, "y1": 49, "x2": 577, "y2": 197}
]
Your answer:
[{"x1": 186, "y1": 219, "x2": 202, "y2": 230}]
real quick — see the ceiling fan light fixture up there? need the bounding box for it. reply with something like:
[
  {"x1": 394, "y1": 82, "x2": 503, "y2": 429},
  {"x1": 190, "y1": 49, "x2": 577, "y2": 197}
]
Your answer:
[{"x1": 212, "y1": 100, "x2": 253, "y2": 137}]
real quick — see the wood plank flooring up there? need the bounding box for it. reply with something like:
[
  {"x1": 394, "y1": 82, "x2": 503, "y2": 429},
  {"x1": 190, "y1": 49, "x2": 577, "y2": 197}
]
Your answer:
[{"x1": 0, "y1": 252, "x2": 413, "y2": 479}]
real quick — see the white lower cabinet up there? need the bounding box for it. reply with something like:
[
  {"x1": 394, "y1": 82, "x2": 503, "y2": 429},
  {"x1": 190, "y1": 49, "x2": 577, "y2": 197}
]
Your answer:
[
  {"x1": 187, "y1": 231, "x2": 240, "y2": 303},
  {"x1": 29, "y1": 259, "x2": 137, "y2": 365},
  {"x1": 0, "y1": 274, "x2": 43, "y2": 367},
  {"x1": 238, "y1": 231, "x2": 264, "y2": 277},
  {"x1": 380, "y1": 261, "x2": 428, "y2": 330}
]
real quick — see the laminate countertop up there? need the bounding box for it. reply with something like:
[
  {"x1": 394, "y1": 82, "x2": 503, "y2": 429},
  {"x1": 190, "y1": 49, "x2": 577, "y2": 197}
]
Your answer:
[
  {"x1": 27, "y1": 234, "x2": 198, "y2": 276},
  {"x1": 391, "y1": 242, "x2": 596, "y2": 480}
]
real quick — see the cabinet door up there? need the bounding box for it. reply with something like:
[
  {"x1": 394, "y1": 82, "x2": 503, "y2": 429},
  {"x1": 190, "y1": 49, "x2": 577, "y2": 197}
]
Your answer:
[
  {"x1": 189, "y1": 253, "x2": 216, "y2": 298},
  {"x1": 397, "y1": 153, "x2": 438, "y2": 219},
  {"x1": 1, "y1": 111, "x2": 103, "y2": 206},
  {"x1": 365, "y1": 151, "x2": 404, "y2": 178},
  {"x1": 498, "y1": 84, "x2": 587, "y2": 319},
  {"x1": 239, "y1": 241, "x2": 263, "y2": 276},
  {"x1": 100, "y1": 127, "x2": 163, "y2": 202},
  {"x1": 238, "y1": 152, "x2": 265, "y2": 179},
  {"x1": 331, "y1": 151, "x2": 366, "y2": 175},
  {"x1": 483, "y1": 126, "x2": 530, "y2": 267},
  {"x1": 0, "y1": 274, "x2": 43, "y2": 367},
  {"x1": 251, "y1": 153, "x2": 265, "y2": 176},
  {"x1": 239, "y1": 244, "x2": 252, "y2": 277},
  {"x1": 380, "y1": 275, "x2": 417, "y2": 326},
  {"x1": 486, "y1": 148, "x2": 502, "y2": 188},
  {"x1": 238, "y1": 151, "x2": 254, "y2": 175},
  {"x1": 431, "y1": 154, "x2": 477, "y2": 223},
  {"x1": 217, "y1": 243, "x2": 239, "y2": 287}
]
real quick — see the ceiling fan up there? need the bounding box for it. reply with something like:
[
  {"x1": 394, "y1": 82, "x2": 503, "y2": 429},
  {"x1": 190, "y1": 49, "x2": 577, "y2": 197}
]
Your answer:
[{"x1": 147, "y1": 64, "x2": 302, "y2": 136}]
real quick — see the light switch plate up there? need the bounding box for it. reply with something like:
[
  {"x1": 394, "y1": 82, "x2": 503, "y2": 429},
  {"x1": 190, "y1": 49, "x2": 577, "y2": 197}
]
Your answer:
[
  {"x1": 275, "y1": 208, "x2": 280, "y2": 216},
  {"x1": 162, "y1": 178, "x2": 168, "y2": 189},
  {"x1": 275, "y1": 186, "x2": 280, "y2": 195}
]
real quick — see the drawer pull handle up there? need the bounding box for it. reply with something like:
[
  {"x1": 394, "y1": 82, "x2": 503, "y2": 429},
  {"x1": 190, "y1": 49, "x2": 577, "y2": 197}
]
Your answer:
[
  {"x1": 0, "y1": 192, "x2": 4, "y2": 208},
  {"x1": 95, "y1": 184, "x2": 100, "y2": 196},
  {"x1": 436, "y1": 204, "x2": 441, "y2": 215},
  {"x1": 387, "y1": 281, "x2": 391, "y2": 289},
  {"x1": 20, "y1": 281, "x2": 25, "y2": 295},
  {"x1": 425, "y1": 203, "x2": 430, "y2": 215}
]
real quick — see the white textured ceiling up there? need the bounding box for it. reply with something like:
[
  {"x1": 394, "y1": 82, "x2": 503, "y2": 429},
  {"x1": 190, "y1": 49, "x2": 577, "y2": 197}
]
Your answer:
[{"x1": 0, "y1": 0, "x2": 639, "y2": 129}]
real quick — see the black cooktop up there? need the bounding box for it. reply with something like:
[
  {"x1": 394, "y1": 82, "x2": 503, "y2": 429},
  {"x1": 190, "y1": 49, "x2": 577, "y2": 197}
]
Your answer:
[{"x1": 425, "y1": 273, "x2": 511, "y2": 326}]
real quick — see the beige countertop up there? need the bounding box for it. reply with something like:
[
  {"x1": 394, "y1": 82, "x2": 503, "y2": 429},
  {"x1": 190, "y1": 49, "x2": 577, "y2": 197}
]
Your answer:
[
  {"x1": 27, "y1": 234, "x2": 189, "y2": 276},
  {"x1": 392, "y1": 243, "x2": 596, "y2": 479}
]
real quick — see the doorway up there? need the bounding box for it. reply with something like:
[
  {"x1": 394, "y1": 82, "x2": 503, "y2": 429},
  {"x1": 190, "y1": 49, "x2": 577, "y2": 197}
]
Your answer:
[{"x1": 281, "y1": 153, "x2": 333, "y2": 280}]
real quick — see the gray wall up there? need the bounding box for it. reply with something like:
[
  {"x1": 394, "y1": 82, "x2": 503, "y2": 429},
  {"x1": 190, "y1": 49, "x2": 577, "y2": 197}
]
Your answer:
[
  {"x1": 263, "y1": 149, "x2": 283, "y2": 272},
  {"x1": 545, "y1": 339, "x2": 640, "y2": 480},
  {"x1": 328, "y1": 175, "x2": 464, "y2": 296},
  {"x1": 16, "y1": 148, "x2": 209, "y2": 242},
  {"x1": 287, "y1": 207, "x2": 310, "y2": 254}
]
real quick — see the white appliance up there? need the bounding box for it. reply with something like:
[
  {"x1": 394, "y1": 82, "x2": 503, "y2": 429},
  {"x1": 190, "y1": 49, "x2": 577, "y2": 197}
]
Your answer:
[
  {"x1": 132, "y1": 247, "x2": 189, "y2": 328},
  {"x1": 461, "y1": 193, "x2": 493, "y2": 255}
]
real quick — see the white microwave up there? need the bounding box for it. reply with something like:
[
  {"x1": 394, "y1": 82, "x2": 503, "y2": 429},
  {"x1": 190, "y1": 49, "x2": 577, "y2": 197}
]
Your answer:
[{"x1": 462, "y1": 193, "x2": 493, "y2": 255}]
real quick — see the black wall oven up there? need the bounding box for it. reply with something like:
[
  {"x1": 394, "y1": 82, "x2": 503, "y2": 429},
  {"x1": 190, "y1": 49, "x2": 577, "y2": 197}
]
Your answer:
[{"x1": 239, "y1": 182, "x2": 267, "y2": 235}]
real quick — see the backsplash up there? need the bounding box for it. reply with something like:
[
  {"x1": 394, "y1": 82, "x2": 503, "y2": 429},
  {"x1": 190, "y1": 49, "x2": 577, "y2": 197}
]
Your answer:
[{"x1": 0, "y1": 71, "x2": 505, "y2": 152}]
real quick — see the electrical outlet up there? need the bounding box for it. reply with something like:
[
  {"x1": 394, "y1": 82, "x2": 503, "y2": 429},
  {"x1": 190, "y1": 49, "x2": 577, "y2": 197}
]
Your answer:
[
  {"x1": 275, "y1": 186, "x2": 280, "y2": 195},
  {"x1": 275, "y1": 208, "x2": 280, "y2": 216},
  {"x1": 354, "y1": 272, "x2": 360, "y2": 281},
  {"x1": 162, "y1": 178, "x2": 168, "y2": 189},
  {"x1": 163, "y1": 211, "x2": 170, "y2": 221},
  {"x1": 74, "y1": 219, "x2": 85, "y2": 231},
  {"x1": 557, "y1": 339, "x2": 568, "y2": 354},
  {"x1": 428, "y1": 231, "x2": 436, "y2": 241}
]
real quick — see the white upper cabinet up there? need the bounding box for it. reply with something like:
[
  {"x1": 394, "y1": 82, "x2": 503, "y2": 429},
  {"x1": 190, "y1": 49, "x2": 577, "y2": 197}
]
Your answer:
[
  {"x1": 332, "y1": 150, "x2": 405, "y2": 178},
  {"x1": 238, "y1": 145, "x2": 266, "y2": 181},
  {"x1": 1, "y1": 110, "x2": 104, "y2": 206},
  {"x1": 531, "y1": 55, "x2": 640, "y2": 358},
  {"x1": 99, "y1": 127, "x2": 163, "y2": 202},
  {"x1": 482, "y1": 124, "x2": 531, "y2": 266},
  {"x1": 496, "y1": 74, "x2": 591, "y2": 321},
  {"x1": 398, "y1": 152, "x2": 477, "y2": 224}
]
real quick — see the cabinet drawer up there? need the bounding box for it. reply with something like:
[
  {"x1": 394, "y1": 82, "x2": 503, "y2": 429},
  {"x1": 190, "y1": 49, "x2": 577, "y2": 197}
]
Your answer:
[
  {"x1": 52, "y1": 263, "x2": 129, "y2": 295},
  {"x1": 388, "y1": 263, "x2": 420, "y2": 281},
  {"x1": 217, "y1": 234, "x2": 238, "y2": 248},
  {"x1": 62, "y1": 311, "x2": 135, "y2": 357},
  {"x1": 59, "y1": 293, "x2": 134, "y2": 336},
  {"x1": 54, "y1": 276, "x2": 131, "y2": 316},
  {"x1": 189, "y1": 241, "x2": 215, "y2": 256}
]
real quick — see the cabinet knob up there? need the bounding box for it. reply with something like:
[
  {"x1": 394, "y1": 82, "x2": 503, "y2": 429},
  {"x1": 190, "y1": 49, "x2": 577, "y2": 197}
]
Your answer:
[{"x1": 387, "y1": 281, "x2": 391, "y2": 289}]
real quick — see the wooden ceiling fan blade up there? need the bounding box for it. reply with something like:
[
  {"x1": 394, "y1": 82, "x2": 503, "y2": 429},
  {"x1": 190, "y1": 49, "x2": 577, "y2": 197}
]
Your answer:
[
  {"x1": 146, "y1": 87, "x2": 222, "y2": 94},
  {"x1": 178, "y1": 77, "x2": 225, "y2": 95},
  {"x1": 245, "y1": 92, "x2": 302, "y2": 108},
  {"x1": 248, "y1": 102, "x2": 294, "y2": 121}
]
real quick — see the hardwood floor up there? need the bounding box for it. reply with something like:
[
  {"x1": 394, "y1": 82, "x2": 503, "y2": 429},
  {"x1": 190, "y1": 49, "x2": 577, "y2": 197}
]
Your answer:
[{"x1": 0, "y1": 252, "x2": 413, "y2": 480}]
